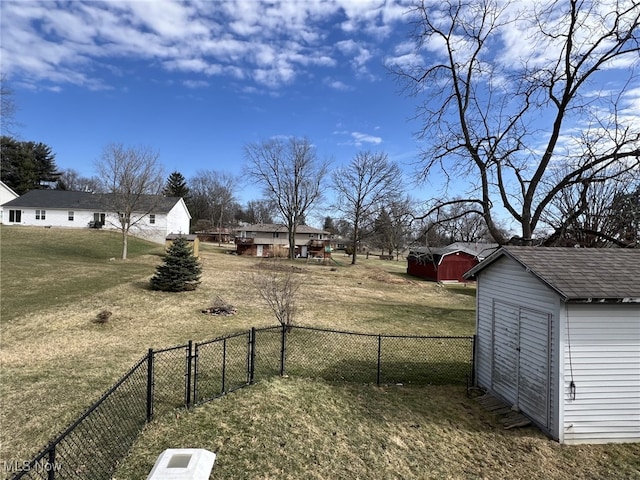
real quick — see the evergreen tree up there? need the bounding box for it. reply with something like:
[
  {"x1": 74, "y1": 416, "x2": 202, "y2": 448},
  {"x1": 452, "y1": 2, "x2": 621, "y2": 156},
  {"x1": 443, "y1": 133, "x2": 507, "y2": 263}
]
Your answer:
[
  {"x1": 150, "y1": 236, "x2": 202, "y2": 292},
  {"x1": 163, "y1": 171, "x2": 190, "y2": 198},
  {"x1": 0, "y1": 136, "x2": 60, "y2": 194},
  {"x1": 323, "y1": 216, "x2": 336, "y2": 234}
]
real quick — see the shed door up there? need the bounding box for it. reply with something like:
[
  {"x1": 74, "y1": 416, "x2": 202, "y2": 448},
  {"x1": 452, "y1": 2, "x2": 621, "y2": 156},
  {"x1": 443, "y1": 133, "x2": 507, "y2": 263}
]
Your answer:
[
  {"x1": 492, "y1": 301, "x2": 519, "y2": 401},
  {"x1": 256, "y1": 245, "x2": 263, "y2": 257},
  {"x1": 517, "y1": 308, "x2": 550, "y2": 427},
  {"x1": 492, "y1": 301, "x2": 550, "y2": 428}
]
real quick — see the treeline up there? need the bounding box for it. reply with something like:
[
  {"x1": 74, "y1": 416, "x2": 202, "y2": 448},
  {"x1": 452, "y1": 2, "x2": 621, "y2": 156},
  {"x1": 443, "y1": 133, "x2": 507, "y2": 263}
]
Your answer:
[{"x1": 1, "y1": 134, "x2": 638, "y2": 254}]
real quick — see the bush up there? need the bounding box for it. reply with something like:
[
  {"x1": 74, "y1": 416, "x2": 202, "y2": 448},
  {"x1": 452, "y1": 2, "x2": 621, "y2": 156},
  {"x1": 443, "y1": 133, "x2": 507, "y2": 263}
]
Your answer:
[{"x1": 150, "y1": 237, "x2": 202, "y2": 292}]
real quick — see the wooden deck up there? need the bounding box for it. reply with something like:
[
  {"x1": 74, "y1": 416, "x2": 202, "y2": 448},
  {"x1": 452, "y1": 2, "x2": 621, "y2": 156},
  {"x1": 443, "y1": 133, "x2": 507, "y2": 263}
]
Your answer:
[{"x1": 475, "y1": 393, "x2": 532, "y2": 429}]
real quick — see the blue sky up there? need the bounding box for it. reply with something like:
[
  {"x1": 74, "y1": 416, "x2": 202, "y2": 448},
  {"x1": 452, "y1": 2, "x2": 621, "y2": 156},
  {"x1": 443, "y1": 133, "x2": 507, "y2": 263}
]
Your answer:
[
  {"x1": 2, "y1": 0, "x2": 638, "y2": 231},
  {"x1": 1, "y1": 0, "x2": 429, "y2": 203}
]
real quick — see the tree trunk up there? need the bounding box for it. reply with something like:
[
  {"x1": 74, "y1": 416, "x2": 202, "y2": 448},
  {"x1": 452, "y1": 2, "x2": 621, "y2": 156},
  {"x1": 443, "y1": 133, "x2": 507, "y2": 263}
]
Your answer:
[
  {"x1": 288, "y1": 229, "x2": 296, "y2": 260},
  {"x1": 351, "y1": 225, "x2": 358, "y2": 265},
  {"x1": 121, "y1": 228, "x2": 129, "y2": 260}
]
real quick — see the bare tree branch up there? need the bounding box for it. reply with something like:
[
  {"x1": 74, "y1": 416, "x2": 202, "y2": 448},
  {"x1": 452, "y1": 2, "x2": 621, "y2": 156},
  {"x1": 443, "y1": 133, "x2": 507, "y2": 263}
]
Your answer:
[{"x1": 392, "y1": 0, "x2": 640, "y2": 245}]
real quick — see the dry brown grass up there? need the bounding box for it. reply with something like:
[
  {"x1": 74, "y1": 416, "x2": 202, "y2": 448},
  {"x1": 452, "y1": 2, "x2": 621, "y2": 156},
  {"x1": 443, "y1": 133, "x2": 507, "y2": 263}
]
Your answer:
[
  {"x1": 0, "y1": 229, "x2": 474, "y2": 467},
  {"x1": 5, "y1": 228, "x2": 637, "y2": 480},
  {"x1": 116, "y1": 377, "x2": 640, "y2": 480}
]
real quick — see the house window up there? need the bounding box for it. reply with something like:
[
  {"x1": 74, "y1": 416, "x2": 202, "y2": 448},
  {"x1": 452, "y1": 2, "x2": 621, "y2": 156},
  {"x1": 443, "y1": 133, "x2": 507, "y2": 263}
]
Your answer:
[
  {"x1": 273, "y1": 232, "x2": 279, "y2": 238},
  {"x1": 68, "y1": 211, "x2": 74, "y2": 221},
  {"x1": 149, "y1": 214, "x2": 156, "y2": 224},
  {"x1": 35, "y1": 210, "x2": 46, "y2": 220},
  {"x1": 9, "y1": 210, "x2": 21, "y2": 223}
]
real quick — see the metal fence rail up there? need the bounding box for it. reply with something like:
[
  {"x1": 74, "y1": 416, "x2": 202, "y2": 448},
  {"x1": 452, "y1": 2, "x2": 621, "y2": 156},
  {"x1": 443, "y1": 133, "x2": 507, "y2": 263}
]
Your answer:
[{"x1": 8, "y1": 326, "x2": 474, "y2": 480}]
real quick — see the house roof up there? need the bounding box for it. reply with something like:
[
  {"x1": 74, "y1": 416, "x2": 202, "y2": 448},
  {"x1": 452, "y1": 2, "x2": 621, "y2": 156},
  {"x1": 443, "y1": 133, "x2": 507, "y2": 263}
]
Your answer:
[
  {"x1": 465, "y1": 246, "x2": 640, "y2": 303},
  {"x1": 0, "y1": 181, "x2": 19, "y2": 202},
  {"x1": 3, "y1": 189, "x2": 183, "y2": 214},
  {"x1": 236, "y1": 223, "x2": 330, "y2": 235}
]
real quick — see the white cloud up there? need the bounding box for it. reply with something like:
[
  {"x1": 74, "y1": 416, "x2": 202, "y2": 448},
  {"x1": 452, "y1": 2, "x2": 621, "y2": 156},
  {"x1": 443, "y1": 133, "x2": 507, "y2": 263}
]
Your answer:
[
  {"x1": 183, "y1": 80, "x2": 209, "y2": 89},
  {"x1": 334, "y1": 129, "x2": 383, "y2": 147},
  {"x1": 351, "y1": 131, "x2": 383, "y2": 146},
  {"x1": 0, "y1": 0, "x2": 415, "y2": 90},
  {"x1": 324, "y1": 78, "x2": 352, "y2": 91}
]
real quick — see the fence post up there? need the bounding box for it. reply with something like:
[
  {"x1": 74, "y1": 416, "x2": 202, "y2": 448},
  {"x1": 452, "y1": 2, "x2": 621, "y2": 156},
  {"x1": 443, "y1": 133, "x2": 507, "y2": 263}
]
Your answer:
[
  {"x1": 47, "y1": 445, "x2": 56, "y2": 480},
  {"x1": 279, "y1": 324, "x2": 286, "y2": 376},
  {"x1": 471, "y1": 335, "x2": 477, "y2": 387},
  {"x1": 376, "y1": 335, "x2": 382, "y2": 386},
  {"x1": 193, "y1": 343, "x2": 199, "y2": 405},
  {"x1": 146, "y1": 348, "x2": 154, "y2": 422},
  {"x1": 249, "y1": 328, "x2": 256, "y2": 384},
  {"x1": 222, "y1": 338, "x2": 227, "y2": 393},
  {"x1": 185, "y1": 340, "x2": 193, "y2": 409}
]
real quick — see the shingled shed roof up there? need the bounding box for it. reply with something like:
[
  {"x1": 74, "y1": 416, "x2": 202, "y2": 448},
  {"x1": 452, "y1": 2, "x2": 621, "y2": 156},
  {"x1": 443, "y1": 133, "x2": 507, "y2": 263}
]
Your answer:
[
  {"x1": 409, "y1": 242, "x2": 499, "y2": 261},
  {"x1": 465, "y1": 246, "x2": 640, "y2": 303}
]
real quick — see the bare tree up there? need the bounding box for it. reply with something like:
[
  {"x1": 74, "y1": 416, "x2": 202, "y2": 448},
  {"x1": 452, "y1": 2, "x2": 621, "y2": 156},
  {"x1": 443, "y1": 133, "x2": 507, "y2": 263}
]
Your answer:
[
  {"x1": 57, "y1": 168, "x2": 101, "y2": 193},
  {"x1": 385, "y1": 196, "x2": 416, "y2": 259},
  {"x1": 252, "y1": 263, "x2": 301, "y2": 331},
  {"x1": 95, "y1": 143, "x2": 165, "y2": 259},
  {"x1": 244, "y1": 137, "x2": 328, "y2": 259},
  {"x1": 242, "y1": 199, "x2": 277, "y2": 224},
  {"x1": 189, "y1": 170, "x2": 237, "y2": 243},
  {"x1": 1, "y1": 75, "x2": 19, "y2": 136},
  {"x1": 332, "y1": 151, "x2": 403, "y2": 264},
  {"x1": 430, "y1": 199, "x2": 505, "y2": 243},
  {"x1": 542, "y1": 166, "x2": 640, "y2": 247},
  {"x1": 393, "y1": 0, "x2": 640, "y2": 245}
]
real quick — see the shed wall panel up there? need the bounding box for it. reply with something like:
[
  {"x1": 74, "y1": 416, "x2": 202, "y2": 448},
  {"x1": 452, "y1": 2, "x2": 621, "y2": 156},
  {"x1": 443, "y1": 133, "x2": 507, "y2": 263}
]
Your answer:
[
  {"x1": 475, "y1": 256, "x2": 561, "y2": 439},
  {"x1": 563, "y1": 304, "x2": 640, "y2": 444}
]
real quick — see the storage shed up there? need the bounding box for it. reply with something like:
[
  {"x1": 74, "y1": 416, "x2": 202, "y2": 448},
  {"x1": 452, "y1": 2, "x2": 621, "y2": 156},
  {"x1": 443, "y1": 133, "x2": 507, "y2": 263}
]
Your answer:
[
  {"x1": 166, "y1": 234, "x2": 200, "y2": 258},
  {"x1": 465, "y1": 247, "x2": 640, "y2": 444},
  {"x1": 407, "y1": 242, "x2": 498, "y2": 282}
]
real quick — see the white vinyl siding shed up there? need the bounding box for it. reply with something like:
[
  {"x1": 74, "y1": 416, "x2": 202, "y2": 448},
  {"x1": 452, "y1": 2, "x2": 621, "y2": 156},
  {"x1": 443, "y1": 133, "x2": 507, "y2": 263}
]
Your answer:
[
  {"x1": 562, "y1": 303, "x2": 640, "y2": 444},
  {"x1": 473, "y1": 255, "x2": 560, "y2": 439},
  {"x1": 466, "y1": 247, "x2": 640, "y2": 445}
]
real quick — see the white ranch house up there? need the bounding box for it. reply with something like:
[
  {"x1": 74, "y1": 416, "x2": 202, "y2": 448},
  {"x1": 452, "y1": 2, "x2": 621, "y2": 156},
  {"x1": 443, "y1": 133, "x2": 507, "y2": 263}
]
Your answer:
[
  {"x1": 2, "y1": 189, "x2": 191, "y2": 244},
  {"x1": 0, "y1": 181, "x2": 19, "y2": 224},
  {"x1": 465, "y1": 246, "x2": 640, "y2": 444}
]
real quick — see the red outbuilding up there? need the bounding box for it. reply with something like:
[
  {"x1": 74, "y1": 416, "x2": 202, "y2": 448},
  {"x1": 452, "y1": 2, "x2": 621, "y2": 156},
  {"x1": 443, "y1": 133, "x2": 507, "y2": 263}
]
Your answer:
[{"x1": 406, "y1": 242, "x2": 499, "y2": 283}]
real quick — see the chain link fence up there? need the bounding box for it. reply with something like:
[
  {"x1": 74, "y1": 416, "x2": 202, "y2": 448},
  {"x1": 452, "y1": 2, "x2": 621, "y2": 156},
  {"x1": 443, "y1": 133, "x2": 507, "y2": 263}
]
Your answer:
[
  {"x1": 8, "y1": 355, "x2": 148, "y2": 480},
  {"x1": 193, "y1": 331, "x2": 252, "y2": 404},
  {"x1": 8, "y1": 326, "x2": 474, "y2": 480}
]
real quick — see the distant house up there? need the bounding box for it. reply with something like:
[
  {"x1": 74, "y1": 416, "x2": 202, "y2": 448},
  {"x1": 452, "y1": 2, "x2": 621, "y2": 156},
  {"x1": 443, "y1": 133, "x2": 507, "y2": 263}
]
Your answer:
[
  {"x1": 234, "y1": 223, "x2": 331, "y2": 258},
  {"x1": 0, "y1": 181, "x2": 19, "y2": 224},
  {"x1": 196, "y1": 228, "x2": 234, "y2": 244},
  {"x1": 2, "y1": 189, "x2": 191, "y2": 244},
  {"x1": 330, "y1": 237, "x2": 351, "y2": 251},
  {"x1": 407, "y1": 242, "x2": 499, "y2": 282},
  {"x1": 465, "y1": 246, "x2": 640, "y2": 444}
]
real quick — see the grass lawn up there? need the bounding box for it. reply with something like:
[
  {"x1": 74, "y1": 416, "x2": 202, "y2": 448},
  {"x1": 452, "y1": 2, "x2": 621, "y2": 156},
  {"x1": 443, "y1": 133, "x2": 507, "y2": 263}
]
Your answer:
[
  {"x1": 116, "y1": 378, "x2": 640, "y2": 480},
  {"x1": 1, "y1": 225, "x2": 638, "y2": 479}
]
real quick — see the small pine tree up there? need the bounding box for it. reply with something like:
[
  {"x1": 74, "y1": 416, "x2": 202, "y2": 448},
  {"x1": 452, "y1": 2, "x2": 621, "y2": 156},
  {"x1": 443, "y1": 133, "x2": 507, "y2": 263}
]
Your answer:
[{"x1": 150, "y1": 236, "x2": 202, "y2": 292}]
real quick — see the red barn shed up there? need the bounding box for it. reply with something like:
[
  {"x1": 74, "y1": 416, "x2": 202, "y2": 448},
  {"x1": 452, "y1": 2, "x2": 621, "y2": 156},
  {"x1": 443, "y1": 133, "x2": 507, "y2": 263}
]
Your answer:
[{"x1": 407, "y1": 242, "x2": 498, "y2": 282}]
